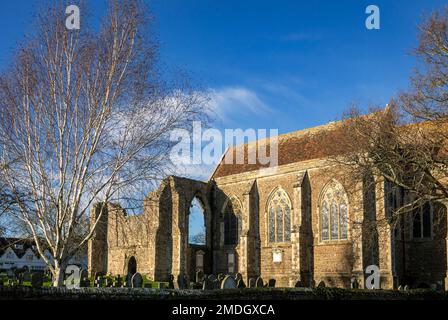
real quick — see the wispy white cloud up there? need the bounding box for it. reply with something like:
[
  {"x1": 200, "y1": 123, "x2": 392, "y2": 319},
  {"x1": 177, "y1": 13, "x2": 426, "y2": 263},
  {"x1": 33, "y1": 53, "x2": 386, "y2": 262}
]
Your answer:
[{"x1": 207, "y1": 87, "x2": 272, "y2": 123}]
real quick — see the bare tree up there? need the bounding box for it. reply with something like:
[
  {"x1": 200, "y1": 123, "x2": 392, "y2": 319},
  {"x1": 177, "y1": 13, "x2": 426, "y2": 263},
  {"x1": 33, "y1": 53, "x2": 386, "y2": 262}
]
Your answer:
[
  {"x1": 0, "y1": 0, "x2": 206, "y2": 286},
  {"x1": 329, "y1": 7, "x2": 448, "y2": 235}
]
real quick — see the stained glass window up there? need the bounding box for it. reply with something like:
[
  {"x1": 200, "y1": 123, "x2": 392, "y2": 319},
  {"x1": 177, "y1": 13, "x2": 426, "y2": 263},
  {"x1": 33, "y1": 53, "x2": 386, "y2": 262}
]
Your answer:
[
  {"x1": 284, "y1": 207, "x2": 291, "y2": 241},
  {"x1": 320, "y1": 180, "x2": 349, "y2": 241},
  {"x1": 269, "y1": 207, "x2": 275, "y2": 243},
  {"x1": 267, "y1": 188, "x2": 291, "y2": 243},
  {"x1": 321, "y1": 201, "x2": 329, "y2": 240},
  {"x1": 340, "y1": 202, "x2": 348, "y2": 239}
]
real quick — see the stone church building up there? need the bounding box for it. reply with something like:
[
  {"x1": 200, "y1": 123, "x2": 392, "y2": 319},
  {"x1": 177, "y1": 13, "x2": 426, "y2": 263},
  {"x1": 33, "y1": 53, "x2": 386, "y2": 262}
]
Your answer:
[{"x1": 88, "y1": 120, "x2": 448, "y2": 289}]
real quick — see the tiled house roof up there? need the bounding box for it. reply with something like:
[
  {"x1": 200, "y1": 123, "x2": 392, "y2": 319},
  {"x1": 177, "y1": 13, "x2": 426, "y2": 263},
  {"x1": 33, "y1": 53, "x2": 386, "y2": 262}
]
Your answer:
[
  {"x1": 0, "y1": 237, "x2": 39, "y2": 258},
  {"x1": 211, "y1": 120, "x2": 355, "y2": 179}
]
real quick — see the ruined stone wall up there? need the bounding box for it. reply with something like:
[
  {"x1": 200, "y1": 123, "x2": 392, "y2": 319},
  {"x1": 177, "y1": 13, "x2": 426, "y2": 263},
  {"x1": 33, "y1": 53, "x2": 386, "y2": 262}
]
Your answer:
[{"x1": 88, "y1": 158, "x2": 447, "y2": 289}]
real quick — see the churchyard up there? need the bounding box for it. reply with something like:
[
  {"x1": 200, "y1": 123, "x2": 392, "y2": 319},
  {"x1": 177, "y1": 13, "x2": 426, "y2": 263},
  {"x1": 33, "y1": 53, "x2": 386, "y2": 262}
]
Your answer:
[{"x1": 0, "y1": 267, "x2": 447, "y2": 300}]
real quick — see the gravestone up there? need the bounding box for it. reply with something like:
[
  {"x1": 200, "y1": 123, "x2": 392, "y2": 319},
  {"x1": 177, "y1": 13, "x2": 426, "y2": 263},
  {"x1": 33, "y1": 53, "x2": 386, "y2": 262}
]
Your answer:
[
  {"x1": 317, "y1": 281, "x2": 326, "y2": 288},
  {"x1": 208, "y1": 274, "x2": 217, "y2": 281},
  {"x1": 221, "y1": 275, "x2": 237, "y2": 289},
  {"x1": 124, "y1": 274, "x2": 132, "y2": 287},
  {"x1": 80, "y1": 269, "x2": 89, "y2": 287},
  {"x1": 94, "y1": 276, "x2": 105, "y2": 288},
  {"x1": 7, "y1": 279, "x2": 17, "y2": 287},
  {"x1": 177, "y1": 274, "x2": 189, "y2": 289},
  {"x1": 206, "y1": 274, "x2": 220, "y2": 289},
  {"x1": 351, "y1": 277, "x2": 359, "y2": 289},
  {"x1": 105, "y1": 277, "x2": 113, "y2": 287},
  {"x1": 255, "y1": 277, "x2": 264, "y2": 288},
  {"x1": 196, "y1": 270, "x2": 205, "y2": 283},
  {"x1": 131, "y1": 272, "x2": 143, "y2": 288},
  {"x1": 237, "y1": 279, "x2": 246, "y2": 289},
  {"x1": 113, "y1": 275, "x2": 122, "y2": 288},
  {"x1": 31, "y1": 273, "x2": 43, "y2": 288},
  {"x1": 17, "y1": 273, "x2": 24, "y2": 285},
  {"x1": 94, "y1": 272, "x2": 104, "y2": 280},
  {"x1": 248, "y1": 278, "x2": 256, "y2": 288},
  {"x1": 234, "y1": 273, "x2": 243, "y2": 282},
  {"x1": 267, "y1": 279, "x2": 276, "y2": 288},
  {"x1": 404, "y1": 285, "x2": 409, "y2": 291},
  {"x1": 168, "y1": 274, "x2": 175, "y2": 289},
  {"x1": 202, "y1": 277, "x2": 214, "y2": 290}
]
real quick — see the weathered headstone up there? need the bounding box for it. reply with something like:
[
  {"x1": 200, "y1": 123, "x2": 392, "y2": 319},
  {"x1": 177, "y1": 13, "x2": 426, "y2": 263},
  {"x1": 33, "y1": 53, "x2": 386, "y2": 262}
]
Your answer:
[
  {"x1": 17, "y1": 273, "x2": 24, "y2": 285},
  {"x1": 113, "y1": 275, "x2": 122, "y2": 288},
  {"x1": 317, "y1": 281, "x2": 326, "y2": 288},
  {"x1": 94, "y1": 276, "x2": 105, "y2": 287},
  {"x1": 124, "y1": 274, "x2": 132, "y2": 287},
  {"x1": 94, "y1": 272, "x2": 104, "y2": 280},
  {"x1": 168, "y1": 274, "x2": 175, "y2": 289},
  {"x1": 177, "y1": 274, "x2": 189, "y2": 289},
  {"x1": 237, "y1": 279, "x2": 246, "y2": 289},
  {"x1": 196, "y1": 270, "x2": 205, "y2": 283},
  {"x1": 234, "y1": 273, "x2": 243, "y2": 282},
  {"x1": 255, "y1": 277, "x2": 264, "y2": 288},
  {"x1": 248, "y1": 278, "x2": 256, "y2": 288},
  {"x1": 105, "y1": 277, "x2": 113, "y2": 287},
  {"x1": 267, "y1": 279, "x2": 276, "y2": 288},
  {"x1": 131, "y1": 272, "x2": 143, "y2": 288},
  {"x1": 202, "y1": 277, "x2": 214, "y2": 290},
  {"x1": 350, "y1": 277, "x2": 359, "y2": 289},
  {"x1": 80, "y1": 269, "x2": 89, "y2": 287},
  {"x1": 221, "y1": 275, "x2": 237, "y2": 289},
  {"x1": 31, "y1": 273, "x2": 43, "y2": 288}
]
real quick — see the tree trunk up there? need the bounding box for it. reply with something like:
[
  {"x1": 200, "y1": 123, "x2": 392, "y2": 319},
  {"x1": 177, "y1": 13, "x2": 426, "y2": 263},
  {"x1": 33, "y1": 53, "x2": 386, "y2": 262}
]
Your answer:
[{"x1": 52, "y1": 261, "x2": 66, "y2": 287}]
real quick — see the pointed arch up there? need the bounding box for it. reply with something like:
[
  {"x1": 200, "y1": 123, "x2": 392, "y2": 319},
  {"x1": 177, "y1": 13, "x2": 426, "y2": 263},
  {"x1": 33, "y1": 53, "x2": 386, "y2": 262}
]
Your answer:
[
  {"x1": 266, "y1": 187, "x2": 292, "y2": 243},
  {"x1": 319, "y1": 179, "x2": 349, "y2": 241},
  {"x1": 222, "y1": 195, "x2": 242, "y2": 246}
]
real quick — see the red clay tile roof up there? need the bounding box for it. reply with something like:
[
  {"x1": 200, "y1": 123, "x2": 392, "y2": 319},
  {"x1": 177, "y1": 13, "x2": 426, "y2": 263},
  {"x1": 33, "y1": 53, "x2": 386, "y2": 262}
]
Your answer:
[{"x1": 211, "y1": 120, "x2": 355, "y2": 179}]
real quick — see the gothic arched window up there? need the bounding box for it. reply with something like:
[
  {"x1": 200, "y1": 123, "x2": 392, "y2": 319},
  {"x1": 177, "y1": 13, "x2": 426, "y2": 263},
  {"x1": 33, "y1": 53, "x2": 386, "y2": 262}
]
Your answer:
[
  {"x1": 413, "y1": 202, "x2": 433, "y2": 239},
  {"x1": 320, "y1": 180, "x2": 349, "y2": 241},
  {"x1": 268, "y1": 188, "x2": 291, "y2": 243},
  {"x1": 223, "y1": 198, "x2": 241, "y2": 245}
]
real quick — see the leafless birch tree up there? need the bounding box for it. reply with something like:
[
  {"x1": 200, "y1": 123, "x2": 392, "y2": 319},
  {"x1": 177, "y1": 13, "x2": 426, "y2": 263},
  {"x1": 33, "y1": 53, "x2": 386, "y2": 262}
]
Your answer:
[{"x1": 0, "y1": 0, "x2": 206, "y2": 286}]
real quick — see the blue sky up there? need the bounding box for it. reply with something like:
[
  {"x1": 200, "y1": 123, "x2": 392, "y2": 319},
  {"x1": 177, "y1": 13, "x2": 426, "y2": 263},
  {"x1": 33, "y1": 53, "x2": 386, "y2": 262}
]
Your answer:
[
  {"x1": 0, "y1": 0, "x2": 446, "y2": 183},
  {"x1": 0, "y1": 0, "x2": 446, "y2": 235}
]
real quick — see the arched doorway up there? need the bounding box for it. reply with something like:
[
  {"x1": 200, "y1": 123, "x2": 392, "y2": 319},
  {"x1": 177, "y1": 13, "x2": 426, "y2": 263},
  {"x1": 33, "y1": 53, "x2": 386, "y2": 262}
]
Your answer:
[
  {"x1": 189, "y1": 197, "x2": 205, "y2": 246},
  {"x1": 187, "y1": 196, "x2": 208, "y2": 280},
  {"x1": 128, "y1": 256, "x2": 137, "y2": 275}
]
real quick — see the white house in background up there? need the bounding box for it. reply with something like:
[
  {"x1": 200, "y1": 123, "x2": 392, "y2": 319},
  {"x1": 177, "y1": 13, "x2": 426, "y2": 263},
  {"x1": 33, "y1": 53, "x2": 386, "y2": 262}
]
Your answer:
[{"x1": 0, "y1": 237, "x2": 87, "y2": 272}]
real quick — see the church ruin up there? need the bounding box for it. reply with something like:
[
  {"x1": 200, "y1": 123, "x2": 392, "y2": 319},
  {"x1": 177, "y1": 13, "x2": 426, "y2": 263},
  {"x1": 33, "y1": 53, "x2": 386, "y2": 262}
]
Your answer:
[{"x1": 88, "y1": 121, "x2": 448, "y2": 289}]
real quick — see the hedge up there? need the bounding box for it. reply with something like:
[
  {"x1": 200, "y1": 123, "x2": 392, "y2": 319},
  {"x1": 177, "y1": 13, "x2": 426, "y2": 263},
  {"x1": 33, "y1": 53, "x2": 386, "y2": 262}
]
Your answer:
[{"x1": 0, "y1": 286, "x2": 447, "y2": 300}]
